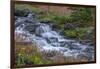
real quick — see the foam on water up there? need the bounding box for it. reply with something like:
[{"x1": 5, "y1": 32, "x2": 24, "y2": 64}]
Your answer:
[{"x1": 15, "y1": 14, "x2": 94, "y2": 61}]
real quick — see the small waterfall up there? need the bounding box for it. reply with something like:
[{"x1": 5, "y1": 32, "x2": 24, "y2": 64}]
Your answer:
[
  {"x1": 15, "y1": 13, "x2": 94, "y2": 61},
  {"x1": 35, "y1": 24, "x2": 51, "y2": 36}
]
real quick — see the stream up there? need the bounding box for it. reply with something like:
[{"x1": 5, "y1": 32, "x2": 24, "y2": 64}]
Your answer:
[{"x1": 15, "y1": 13, "x2": 94, "y2": 61}]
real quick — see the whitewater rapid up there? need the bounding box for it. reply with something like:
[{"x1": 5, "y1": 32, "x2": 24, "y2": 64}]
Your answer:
[{"x1": 15, "y1": 13, "x2": 94, "y2": 61}]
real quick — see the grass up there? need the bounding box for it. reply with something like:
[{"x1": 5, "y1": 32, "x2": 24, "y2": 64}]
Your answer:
[
  {"x1": 63, "y1": 27, "x2": 89, "y2": 39},
  {"x1": 15, "y1": 4, "x2": 43, "y2": 15},
  {"x1": 15, "y1": 42, "x2": 52, "y2": 67},
  {"x1": 15, "y1": 42, "x2": 89, "y2": 67},
  {"x1": 15, "y1": 4, "x2": 94, "y2": 66},
  {"x1": 15, "y1": 4, "x2": 94, "y2": 40}
]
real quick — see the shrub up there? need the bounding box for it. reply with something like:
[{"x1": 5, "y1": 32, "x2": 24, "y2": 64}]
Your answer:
[
  {"x1": 70, "y1": 7, "x2": 94, "y2": 27},
  {"x1": 63, "y1": 30, "x2": 77, "y2": 38},
  {"x1": 15, "y1": 4, "x2": 43, "y2": 16},
  {"x1": 63, "y1": 28, "x2": 88, "y2": 39}
]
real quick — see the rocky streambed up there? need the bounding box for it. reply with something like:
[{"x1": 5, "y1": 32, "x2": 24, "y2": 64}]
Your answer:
[{"x1": 15, "y1": 10, "x2": 95, "y2": 62}]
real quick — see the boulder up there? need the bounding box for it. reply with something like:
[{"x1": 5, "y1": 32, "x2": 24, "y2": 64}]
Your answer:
[
  {"x1": 24, "y1": 24, "x2": 36, "y2": 34},
  {"x1": 15, "y1": 8, "x2": 31, "y2": 17}
]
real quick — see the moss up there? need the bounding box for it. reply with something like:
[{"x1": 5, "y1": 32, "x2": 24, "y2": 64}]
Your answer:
[
  {"x1": 63, "y1": 30, "x2": 77, "y2": 38},
  {"x1": 63, "y1": 28, "x2": 88, "y2": 39},
  {"x1": 76, "y1": 28, "x2": 88, "y2": 39}
]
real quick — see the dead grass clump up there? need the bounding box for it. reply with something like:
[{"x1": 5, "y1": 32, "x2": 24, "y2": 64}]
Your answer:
[{"x1": 15, "y1": 42, "x2": 53, "y2": 67}]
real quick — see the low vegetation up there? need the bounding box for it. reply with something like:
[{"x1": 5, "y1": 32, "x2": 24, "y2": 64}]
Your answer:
[
  {"x1": 15, "y1": 4, "x2": 95, "y2": 40},
  {"x1": 15, "y1": 42, "x2": 89, "y2": 67},
  {"x1": 15, "y1": 43, "x2": 53, "y2": 67},
  {"x1": 15, "y1": 4, "x2": 95, "y2": 66}
]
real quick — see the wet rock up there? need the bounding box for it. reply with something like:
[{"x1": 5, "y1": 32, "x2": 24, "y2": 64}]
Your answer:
[
  {"x1": 15, "y1": 8, "x2": 39, "y2": 29},
  {"x1": 23, "y1": 24, "x2": 36, "y2": 33},
  {"x1": 41, "y1": 50, "x2": 61, "y2": 57},
  {"x1": 79, "y1": 40, "x2": 94, "y2": 47},
  {"x1": 83, "y1": 47, "x2": 94, "y2": 53},
  {"x1": 49, "y1": 37, "x2": 58, "y2": 43},
  {"x1": 35, "y1": 24, "x2": 51, "y2": 36},
  {"x1": 77, "y1": 54, "x2": 89, "y2": 61}
]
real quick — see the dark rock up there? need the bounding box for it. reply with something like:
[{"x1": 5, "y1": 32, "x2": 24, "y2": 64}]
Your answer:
[
  {"x1": 40, "y1": 20, "x2": 52, "y2": 24},
  {"x1": 77, "y1": 54, "x2": 88, "y2": 60},
  {"x1": 15, "y1": 13, "x2": 39, "y2": 28},
  {"x1": 69, "y1": 45, "x2": 81, "y2": 50},
  {"x1": 64, "y1": 23, "x2": 75, "y2": 30},
  {"x1": 83, "y1": 47, "x2": 94, "y2": 53},
  {"x1": 80, "y1": 40, "x2": 94, "y2": 46},
  {"x1": 15, "y1": 8, "x2": 38, "y2": 28},
  {"x1": 52, "y1": 24, "x2": 61, "y2": 31},
  {"x1": 41, "y1": 50, "x2": 62, "y2": 57},
  {"x1": 24, "y1": 24, "x2": 36, "y2": 33},
  {"x1": 49, "y1": 37, "x2": 58, "y2": 43},
  {"x1": 15, "y1": 16, "x2": 18, "y2": 20},
  {"x1": 59, "y1": 41, "x2": 67, "y2": 47},
  {"x1": 15, "y1": 8, "x2": 31, "y2": 17}
]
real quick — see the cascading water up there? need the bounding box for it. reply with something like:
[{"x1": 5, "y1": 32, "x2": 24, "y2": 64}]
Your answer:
[{"x1": 15, "y1": 13, "x2": 94, "y2": 61}]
